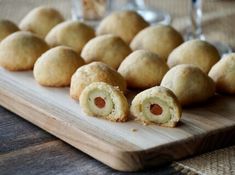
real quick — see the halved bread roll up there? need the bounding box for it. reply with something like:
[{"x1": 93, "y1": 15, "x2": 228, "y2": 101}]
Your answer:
[
  {"x1": 80, "y1": 82, "x2": 129, "y2": 122},
  {"x1": 131, "y1": 86, "x2": 181, "y2": 127}
]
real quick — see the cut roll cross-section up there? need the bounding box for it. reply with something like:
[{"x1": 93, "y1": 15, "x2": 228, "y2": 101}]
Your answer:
[
  {"x1": 131, "y1": 86, "x2": 182, "y2": 127},
  {"x1": 79, "y1": 82, "x2": 129, "y2": 122}
]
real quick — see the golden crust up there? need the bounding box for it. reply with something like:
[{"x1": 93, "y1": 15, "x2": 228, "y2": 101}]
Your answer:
[
  {"x1": 0, "y1": 31, "x2": 49, "y2": 71},
  {"x1": 118, "y1": 50, "x2": 169, "y2": 89},
  {"x1": 167, "y1": 39, "x2": 220, "y2": 73},
  {"x1": 70, "y1": 61, "x2": 126, "y2": 100},
  {"x1": 45, "y1": 21, "x2": 95, "y2": 54},
  {"x1": 130, "y1": 86, "x2": 182, "y2": 127},
  {"x1": 97, "y1": 10, "x2": 149, "y2": 44},
  {"x1": 161, "y1": 64, "x2": 215, "y2": 106},
  {"x1": 0, "y1": 20, "x2": 19, "y2": 42},
  {"x1": 33, "y1": 46, "x2": 85, "y2": 87},
  {"x1": 81, "y1": 34, "x2": 131, "y2": 69},
  {"x1": 130, "y1": 25, "x2": 183, "y2": 61},
  {"x1": 79, "y1": 82, "x2": 129, "y2": 122},
  {"x1": 19, "y1": 6, "x2": 64, "y2": 38},
  {"x1": 209, "y1": 53, "x2": 235, "y2": 94}
]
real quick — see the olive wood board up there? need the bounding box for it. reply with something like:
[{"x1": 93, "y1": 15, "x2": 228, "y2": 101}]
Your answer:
[{"x1": 0, "y1": 68, "x2": 235, "y2": 172}]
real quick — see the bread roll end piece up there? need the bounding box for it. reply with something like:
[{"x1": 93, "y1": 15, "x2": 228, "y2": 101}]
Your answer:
[
  {"x1": 79, "y1": 82, "x2": 129, "y2": 122},
  {"x1": 131, "y1": 86, "x2": 182, "y2": 127}
]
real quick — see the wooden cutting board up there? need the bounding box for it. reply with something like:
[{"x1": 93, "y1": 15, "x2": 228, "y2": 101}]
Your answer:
[{"x1": 0, "y1": 68, "x2": 235, "y2": 172}]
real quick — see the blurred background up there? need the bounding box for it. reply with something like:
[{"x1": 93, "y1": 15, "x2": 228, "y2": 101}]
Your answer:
[{"x1": 0, "y1": 0, "x2": 234, "y2": 50}]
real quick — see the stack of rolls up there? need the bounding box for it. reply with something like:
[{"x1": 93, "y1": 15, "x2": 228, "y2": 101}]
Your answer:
[{"x1": 1, "y1": 8, "x2": 234, "y2": 128}]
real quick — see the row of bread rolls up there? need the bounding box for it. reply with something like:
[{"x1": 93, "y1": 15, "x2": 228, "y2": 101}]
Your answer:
[{"x1": 0, "y1": 7, "x2": 234, "y2": 127}]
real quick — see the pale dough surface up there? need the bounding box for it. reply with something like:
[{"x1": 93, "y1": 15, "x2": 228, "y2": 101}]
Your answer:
[
  {"x1": 209, "y1": 53, "x2": 235, "y2": 94},
  {"x1": 81, "y1": 34, "x2": 131, "y2": 69},
  {"x1": 19, "y1": 6, "x2": 64, "y2": 38},
  {"x1": 167, "y1": 39, "x2": 220, "y2": 73},
  {"x1": 70, "y1": 61, "x2": 126, "y2": 100},
  {"x1": 118, "y1": 50, "x2": 169, "y2": 89},
  {"x1": 161, "y1": 64, "x2": 215, "y2": 106},
  {"x1": 130, "y1": 25, "x2": 183, "y2": 61},
  {"x1": 34, "y1": 46, "x2": 85, "y2": 87},
  {"x1": 46, "y1": 21, "x2": 95, "y2": 54},
  {"x1": 97, "y1": 10, "x2": 149, "y2": 44},
  {"x1": 0, "y1": 31, "x2": 49, "y2": 71},
  {"x1": 0, "y1": 20, "x2": 19, "y2": 42}
]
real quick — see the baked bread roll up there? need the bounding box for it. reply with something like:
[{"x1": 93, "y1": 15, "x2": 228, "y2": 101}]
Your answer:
[
  {"x1": 45, "y1": 21, "x2": 95, "y2": 53},
  {"x1": 209, "y1": 53, "x2": 235, "y2": 94},
  {"x1": 70, "y1": 61, "x2": 126, "y2": 99},
  {"x1": 118, "y1": 50, "x2": 169, "y2": 89},
  {"x1": 81, "y1": 34, "x2": 131, "y2": 69},
  {"x1": 0, "y1": 31, "x2": 48, "y2": 71},
  {"x1": 130, "y1": 25, "x2": 183, "y2": 61},
  {"x1": 131, "y1": 86, "x2": 181, "y2": 127},
  {"x1": 167, "y1": 39, "x2": 220, "y2": 73},
  {"x1": 97, "y1": 10, "x2": 149, "y2": 44},
  {"x1": 19, "y1": 6, "x2": 64, "y2": 38},
  {"x1": 161, "y1": 64, "x2": 215, "y2": 106},
  {"x1": 0, "y1": 20, "x2": 19, "y2": 42},
  {"x1": 34, "y1": 46, "x2": 85, "y2": 87},
  {"x1": 80, "y1": 82, "x2": 129, "y2": 122}
]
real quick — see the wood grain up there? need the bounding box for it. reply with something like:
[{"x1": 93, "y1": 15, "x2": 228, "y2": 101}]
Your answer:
[
  {"x1": 0, "y1": 138, "x2": 182, "y2": 175},
  {"x1": 0, "y1": 106, "x2": 183, "y2": 175},
  {"x1": 0, "y1": 107, "x2": 55, "y2": 153},
  {"x1": 0, "y1": 68, "x2": 235, "y2": 171}
]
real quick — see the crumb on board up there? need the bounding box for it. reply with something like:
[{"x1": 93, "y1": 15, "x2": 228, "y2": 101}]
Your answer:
[
  {"x1": 131, "y1": 128, "x2": 138, "y2": 132},
  {"x1": 143, "y1": 122, "x2": 149, "y2": 126}
]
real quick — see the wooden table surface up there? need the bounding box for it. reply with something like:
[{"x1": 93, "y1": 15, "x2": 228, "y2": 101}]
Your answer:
[
  {"x1": 0, "y1": 106, "x2": 187, "y2": 175},
  {"x1": 0, "y1": 0, "x2": 235, "y2": 175}
]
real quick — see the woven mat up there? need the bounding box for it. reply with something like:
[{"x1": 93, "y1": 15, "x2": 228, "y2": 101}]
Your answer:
[
  {"x1": 173, "y1": 145, "x2": 235, "y2": 175},
  {"x1": 0, "y1": 0, "x2": 235, "y2": 174}
]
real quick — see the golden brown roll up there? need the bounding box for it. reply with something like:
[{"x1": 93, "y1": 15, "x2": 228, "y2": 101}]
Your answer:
[
  {"x1": 97, "y1": 10, "x2": 149, "y2": 44},
  {"x1": 34, "y1": 46, "x2": 85, "y2": 87},
  {"x1": 81, "y1": 34, "x2": 131, "y2": 69},
  {"x1": 70, "y1": 61, "x2": 126, "y2": 100},
  {"x1": 45, "y1": 21, "x2": 95, "y2": 53},
  {"x1": 130, "y1": 25, "x2": 184, "y2": 61},
  {"x1": 19, "y1": 6, "x2": 64, "y2": 38},
  {"x1": 131, "y1": 86, "x2": 181, "y2": 127},
  {"x1": 0, "y1": 31, "x2": 49, "y2": 71},
  {"x1": 209, "y1": 53, "x2": 235, "y2": 94},
  {"x1": 167, "y1": 39, "x2": 220, "y2": 73},
  {"x1": 0, "y1": 20, "x2": 19, "y2": 42},
  {"x1": 161, "y1": 64, "x2": 215, "y2": 106},
  {"x1": 118, "y1": 50, "x2": 169, "y2": 89},
  {"x1": 80, "y1": 82, "x2": 129, "y2": 122}
]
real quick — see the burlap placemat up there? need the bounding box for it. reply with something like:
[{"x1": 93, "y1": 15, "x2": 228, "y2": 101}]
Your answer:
[
  {"x1": 0, "y1": 0, "x2": 234, "y2": 174},
  {"x1": 173, "y1": 145, "x2": 235, "y2": 175}
]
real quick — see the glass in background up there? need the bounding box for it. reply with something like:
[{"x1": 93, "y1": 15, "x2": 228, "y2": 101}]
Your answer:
[
  {"x1": 110, "y1": 0, "x2": 171, "y2": 25},
  {"x1": 186, "y1": 0, "x2": 232, "y2": 55},
  {"x1": 71, "y1": 0, "x2": 172, "y2": 26},
  {"x1": 71, "y1": 0, "x2": 110, "y2": 27}
]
